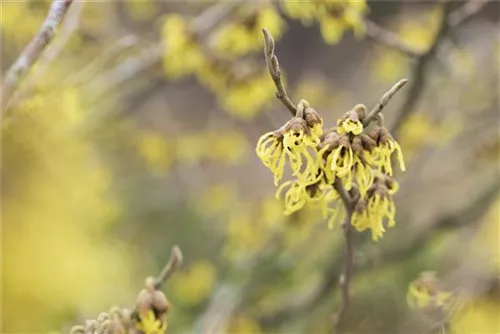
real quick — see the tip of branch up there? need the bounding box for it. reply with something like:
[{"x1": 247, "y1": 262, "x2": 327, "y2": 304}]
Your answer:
[
  {"x1": 262, "y1": 28, "x2": 275, "y2": 56},
  {"x1": 172, "y1": 245, "x2": 183, "y2": 267},
  {"x1": 153, "y1": 245, "x2": 183, "y2": 290},
  {"x1": 396, "y1": 78, "x2": 409, "y2": 88}
]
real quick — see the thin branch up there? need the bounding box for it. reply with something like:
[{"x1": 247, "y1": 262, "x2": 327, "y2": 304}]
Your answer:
[
  {"x1": 334, "y1": 217, "x2": 355, "y2": 333},
  {"x1": 391, "y1": 0, "x2": 488, "y2": 134},
  {"x1": 1, "y1": 0, "x2": 74, "y2": 113},
  {"x1": 153, "y1": 245, "x2": 183, "y2": 290},
  {"x1": 363, "y1": 79, "x2": 408, "y2": 127},
  {"x1": 262, "y1": 28, "x2": 297, "y2": 116},
  {"x1": 331, "y1": 178, "x2": 356, "y2": 333},
  {"x1": 365, "y1": 20, "x2": 423, "y2": 57}
]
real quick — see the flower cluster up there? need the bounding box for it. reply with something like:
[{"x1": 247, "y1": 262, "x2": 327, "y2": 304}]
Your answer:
[
  {"x1": 256, "y1": 95, "x2": 406, "y2": 240},
  {"x1": 280, "y1": 1, "x2": 368, "y2": 44}
]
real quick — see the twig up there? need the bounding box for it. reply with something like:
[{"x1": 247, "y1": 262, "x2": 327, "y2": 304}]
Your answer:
[
  {"x1": 262, "y1": 28, "x2": 297, "y2": 116},
  {"x1": 0, "y1": 0, "x2": 74, "y2": 113},
  {"x1": 332, "y1": 178, "x2": 356, "y2": 332},
  {"x1": 391, "y1": 0, "x2": 488, "y2": 134},
  {"x1": 365, "y1": 20, "x2": 423, "y2": 57},
  {"x1": 153, "y1": 245, "x2": 183, "y2": 290},
  {"x1": 363, "y1": 79, "x2": 408, "y2": 127}
]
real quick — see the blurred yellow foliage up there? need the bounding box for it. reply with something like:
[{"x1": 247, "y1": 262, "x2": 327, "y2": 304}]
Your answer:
[
  {"x1": 136, "y1": 131, "x2": 172, "y2": 175},
  {"x1": 281, "y1": 1, "x2": 367, "y2": 44},
  {"x1": 451, "y1": 298, "x2": 500, "y2": 334},
  {"x1": 174, "y1": 130, "x2": 249, "y2": 165},
  {"x1": 371, "y1": 49, "x2": 409, "y2": 84},
  {"x1": 170, "y1": 261, "x2": 216, "y2": 306},
  {"x1": 2, "y1": 90, "x2": 133, "y2": 332},
  {"x1": 213, "y1": 5, "x2": 285, "y2": 57},
  {"x1": 396, "y1": 5, "x2": 444, "y2": 53},
  {"x1": 398, "y1": 113, "x2": 462, "y2": 160},
  {"x1": 223, "y1": 314, "x2": 263, "y2": 334}
]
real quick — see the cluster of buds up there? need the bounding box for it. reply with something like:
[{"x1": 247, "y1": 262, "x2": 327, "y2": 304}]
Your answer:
[
  {"x1": 69, "y1": 279, "x2": 170, "y2": 334},
  {"x1": 70, "y1": 247, "x2": 181, "y2": 334},
  {"x1": 70, "y1": 307, "x2": 131, "y2": 334},
  {"x1": 256, "y1": 77, "x2": 407, "y2": 240}
]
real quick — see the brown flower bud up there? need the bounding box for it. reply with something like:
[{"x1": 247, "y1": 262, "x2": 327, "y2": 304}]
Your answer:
[{"x1": 151, "y1": 290, "x2": 170, "y2": 316}]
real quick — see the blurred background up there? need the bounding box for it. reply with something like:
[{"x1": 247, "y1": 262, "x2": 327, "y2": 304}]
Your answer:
[{"x1": 1, "y1": 1, "x2": 499, "y2": 333}]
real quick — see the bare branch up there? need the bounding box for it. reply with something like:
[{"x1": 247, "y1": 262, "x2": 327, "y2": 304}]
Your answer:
[
  {"x1": 363, "y1": 79, "x2": 408, "y2": 127},
  {"x1": 365, "y1": 20, "x2": 423, "y2": 57},
  {"x1": 153, "y1": 245, "x2": 183, "y2": 290},
  {"x1": 1, "y1": 0, "x2": 74, "y2": 113},
  {"x1": 262, "y1": 28, "x2": 297, "y2": 116}
]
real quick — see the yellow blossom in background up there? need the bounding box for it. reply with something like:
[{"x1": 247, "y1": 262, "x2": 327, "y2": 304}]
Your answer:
[
  {"x1": 136, "y1": 131, "x2": 172, "y2": 175},
  {"x1": 2, "y1": 91, "x2": 133, "y2": 332},
  {"x1": 205, "y1": 129, "x2": 249, "y2": 164},
  {"x1": 370, "y1": 49, "x2": 410, "y2": 84},
  {"x1": 162, "y1": 14, "x2": 207, "y2": 79},
  {"x1": 213, "y1": 4, "x2": 285, "y2": 57},
  {"x1": 397, "y1": 5, "x2": 444, "y2": 53},
  {"x1": 281, "y1": 1, "x2": 368, "y2": 45},
  {"x1": 450, "y1": 298, "x2": 500, "y2": 334},
  {"x1": 398, "y1": 113, "x2": 462, "y2": 160},
  {"x1": 0, "y1": 1, "x2": 46, "y2": 46},
  {"x1": 170, "y1": 261, "x2": 216, "y2": 306},
  {"x1": 174, "y1": 133, "x2": 206, "y2": 164},
  {"x1": 220, "y1": 71, "x2": 276, "y2": 119},
  {"x1": 223, "y1": 315, "x2": 263, "y2": 334},
  {"x1": 124, "y1": 1, "x2": 159, "y2": 23},
  {"x1": 193, "y1": 183, "x2": 238, "y2": 217}
]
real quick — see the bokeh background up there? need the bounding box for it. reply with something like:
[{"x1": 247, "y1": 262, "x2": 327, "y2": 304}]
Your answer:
[{"x1": 1, "y1": 1, "x2": 499, "y2": 333}]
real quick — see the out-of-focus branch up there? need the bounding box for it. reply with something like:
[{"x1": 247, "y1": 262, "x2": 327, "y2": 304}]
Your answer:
[
  {"x1": 365, "y1": 20, "x2": 423, "y2": 57},
  {"x1": 391, "y1": 0, "x2": 489, "y2": 134},
  {"x1": 363, "y1": 79, "x2": 408, "y2": 127},
  {"x1": 10, "y1": 0, "x2": 85, "y2": 108},
  {"x1": 154, "y1": 245, "x2": 183, "y2": 290},
  {"x1": 1, "y1": 0, "x2": 74, "y2": 113},
  {"x1": 262, "y1": 28, "x2": 297, "y2": 116}
]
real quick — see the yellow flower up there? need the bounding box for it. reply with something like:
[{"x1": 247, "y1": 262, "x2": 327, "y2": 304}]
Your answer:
[
  {"x1": 137, "y1": 310, "x2": 167, "y2": 334},
  {"x1": 351, "y1": 174, "x2": 398, "y2": 241},
  {"x1": 256, "y1": 131, "x2": 286, "y2": 186},
  {"x1": 369, "y1": 125, "x2": 406, "y2": 175},
  {"x1": 256, "y1": 117, "x2": 321, "y2": 186},
  {"x1": 337, "y1": 117, "x2": 363, "y2": 135}
]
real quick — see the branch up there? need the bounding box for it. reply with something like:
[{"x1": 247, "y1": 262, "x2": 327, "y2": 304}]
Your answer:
[
  {"x1": 391, "y1": 0, "x2": 489, "y2": 134},
  {"x1": 0, "y1": 0, "x2": 74, "y2": 113},
  {"x1": 365, "y1": 20, "x2": 423, "y2": 57},
  {"x1": 363, "y1": 79, "x2": 408, "y2": 127},
  {"x1": 153, "y1": 245, "x2": 183, "y2": 290},
  {"x1": 262, "y1": 28, "x2": 297, "y2": 116}
]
